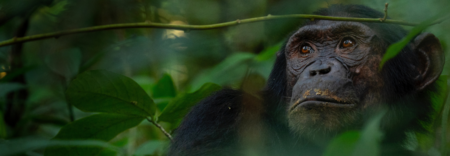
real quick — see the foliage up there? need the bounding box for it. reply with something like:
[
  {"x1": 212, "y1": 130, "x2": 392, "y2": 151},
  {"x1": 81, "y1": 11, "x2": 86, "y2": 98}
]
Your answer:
[
  {"x1": 0, "y1": 0, "x2": 449, "y2": 156},
  {"x1": 379, "y1": 15, "x2": 441, "y2": 70}
]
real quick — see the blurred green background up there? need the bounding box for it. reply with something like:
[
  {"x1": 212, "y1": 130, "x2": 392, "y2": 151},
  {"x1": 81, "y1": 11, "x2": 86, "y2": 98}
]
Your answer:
[{"x1": 0, "y1": 0, "x2": 449, "y2": 155}]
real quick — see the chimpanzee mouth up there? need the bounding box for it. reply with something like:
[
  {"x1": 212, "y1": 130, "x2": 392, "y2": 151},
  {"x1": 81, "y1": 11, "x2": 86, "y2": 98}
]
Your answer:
[{"x1": 290, "y1": 96, "x2": 356, "y2": 111}]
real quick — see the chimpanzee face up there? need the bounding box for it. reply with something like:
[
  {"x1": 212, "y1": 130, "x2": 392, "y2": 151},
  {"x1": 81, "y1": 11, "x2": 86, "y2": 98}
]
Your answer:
[
  {"x1": 284, "y1": 18, "x2": 444, "y2": 138},
  {"x1": 285, "y1": 20, "x2": 393, "y2": 135}
]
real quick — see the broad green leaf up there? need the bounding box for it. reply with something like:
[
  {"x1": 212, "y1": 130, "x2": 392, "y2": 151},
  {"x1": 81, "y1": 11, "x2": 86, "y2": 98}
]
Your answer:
[
  {"x1": 152, "y1": 73, "x2": 176, "y2": 98},
  {"x1": 0, "y1": 82, "x2": 24, "y2": 98},
  {"x1": 132, "y1": 76, "x2": 156, "y2": 96},
  {"x1": 250, "y1": 60, "x2": 276, "y2": 80},
  {"x1": 158, "y1": 83, "x2": 222, "y2": 123},
  {"x1": 255, "y1": 43, "x2": 282, "y2": 61},
  {"x1": 251, "y1": 44, "x2": 280, "y2": 79},
  {"x1": 190, "y1": 53, "x2": 255, "y2": 91},
  {"x1": 44, "y1": 114, "x2": 143, "y2": 156},
  {"x1": 379, "y1": 17, "x2": 438, "y2": 70},
  {"x1": 351, "y1": 110, "x2": 386, "y2": 156},
  {"x1": 324, "y1": 131, "x2": 361, "y2": 156},
  {"x1": 45, "y1": 48, "x2": 82, "y2": 79},
  {"x1": 66, "y1": 70, "x2": 156, "y2": 117},
  {"x1": 134, "y1": 140, "x2": 168, "y2": 156}
]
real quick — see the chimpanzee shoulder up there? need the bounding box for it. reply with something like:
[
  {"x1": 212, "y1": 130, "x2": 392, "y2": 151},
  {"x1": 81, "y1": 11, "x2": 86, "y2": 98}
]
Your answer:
[{"x1": 169, "y1": 88, "x2": 264, "y2": 156}]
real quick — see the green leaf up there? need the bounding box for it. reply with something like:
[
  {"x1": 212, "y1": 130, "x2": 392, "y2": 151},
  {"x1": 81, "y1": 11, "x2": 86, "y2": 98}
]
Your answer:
[
  {"x1": 255, "y1": 43, "x2": 282, "y2": 61},
  {"x1": 324, "y1": 131, "x2": 361, "y2": 156},
  {"x1": 190, "y1": 53, "x2": 255, "y2": 91},
  {"x1": 425, "y1": 75, "x2": 447, "y2": 130},
  {"x1": 0, "y1": 82, "x2": 24, "y2": 98},
  {"x1": 134, "y1": 140, "x2": 168, "y2": 156},
  {"x1": 44, "y1": 114, "x2": 143, "y2": 156},
  {"x1": 351, "y1": 110, "x2": 386, "y2": 156},
  {"x1": 46, "y1": 0, "x2": 69, "y2": 15},
  {"x1": 1, "y1": 138, "x2": 120, "y2": 156},
  {"x1": 416, "y1": 132, "x2": 434, "y2": 151},
  {"x1": 66, "y1": 70, "x2": 156, "y2": 117},
  {"x1": 45, "y1": 48, "x2": 82, "y2": 79},
  {"x1": 379, "y1": 17, "x2": 438, "y2": 70},
  {"x1": 152, "y1": 73, "x2": 176, "y2": 99},
  {"x1": 404, "y1": 132, "x2": 419, "y2": 151},
  {"x1": 441, "y1": 77, "x2": 450, "y2": 155},
  {"x1": 158, "y1": 83, "x2": 222, "y2": 123}
]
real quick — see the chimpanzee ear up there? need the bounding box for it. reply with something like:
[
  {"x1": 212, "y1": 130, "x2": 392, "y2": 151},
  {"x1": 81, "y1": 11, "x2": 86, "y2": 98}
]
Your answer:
[{"x1": 412, "y1": 33, "x2": 445, "y2": 90}]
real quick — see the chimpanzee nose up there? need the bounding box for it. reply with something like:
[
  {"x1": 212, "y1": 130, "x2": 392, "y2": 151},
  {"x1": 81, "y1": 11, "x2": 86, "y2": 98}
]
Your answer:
[{"x1": 309, "y1": 66, "x2": 331, "y2": 76}]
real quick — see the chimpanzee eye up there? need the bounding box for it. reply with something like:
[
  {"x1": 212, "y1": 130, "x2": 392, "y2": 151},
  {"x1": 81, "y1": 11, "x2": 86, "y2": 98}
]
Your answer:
[
  {"x1": 341, "y1": 38, "x2": 355, "y2": 48},
  {"x1": 300, "y1": 45, "x2": 313, "y2": 54}
]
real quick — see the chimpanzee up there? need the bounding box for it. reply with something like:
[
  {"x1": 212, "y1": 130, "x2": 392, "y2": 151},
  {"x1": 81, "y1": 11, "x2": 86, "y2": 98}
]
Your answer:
[{"x1": 168, "y1": 4, "x2": 445, "y2": 156}]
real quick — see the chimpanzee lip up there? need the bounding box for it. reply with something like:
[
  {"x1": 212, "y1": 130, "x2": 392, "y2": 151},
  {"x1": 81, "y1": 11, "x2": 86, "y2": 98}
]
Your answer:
[{"x1": 290, "y1": 97, "x2": 356, "y2": 111}]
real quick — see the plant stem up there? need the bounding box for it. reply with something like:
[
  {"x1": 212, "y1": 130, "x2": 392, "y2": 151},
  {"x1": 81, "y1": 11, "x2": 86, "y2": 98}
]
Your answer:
[
  {"x1": 0, "y1": 14, "x2": 448, "y2": 48},
  {"x1": 379, "y1": 3, "x2": 389, "y2": 22},
  {"x1": 146, "y1": 117, "x2": 173, "y2": 141}
]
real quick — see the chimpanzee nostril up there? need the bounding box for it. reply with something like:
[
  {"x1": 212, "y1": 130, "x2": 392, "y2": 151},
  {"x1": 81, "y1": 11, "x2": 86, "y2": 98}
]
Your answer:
[
  {"x1": 309, "y1": 66, "x2": 331, "y2": 76},
  {"x1": 319, "y1": 67, "x2": 331, "y2": 75}
]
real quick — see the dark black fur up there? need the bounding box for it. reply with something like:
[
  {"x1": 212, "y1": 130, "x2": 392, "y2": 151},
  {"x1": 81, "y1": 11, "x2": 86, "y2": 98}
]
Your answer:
[{"x1": 169, "y1": 4, "x2": 439, "y2": 156}]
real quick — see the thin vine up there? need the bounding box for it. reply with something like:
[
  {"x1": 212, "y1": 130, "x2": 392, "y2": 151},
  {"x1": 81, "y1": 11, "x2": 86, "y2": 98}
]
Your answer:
[{"x1": 0, "y1": 3, "x2": 448, "y2": 48}]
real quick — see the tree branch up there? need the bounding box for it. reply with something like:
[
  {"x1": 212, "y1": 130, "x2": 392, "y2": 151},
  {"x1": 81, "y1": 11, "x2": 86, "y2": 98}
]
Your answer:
[
  {"x1": 146, "y1": 117, "x2": 173, "y2": 141},
  {"x1": 0, "y1": 12, "x2": 448, "y2": 48}
]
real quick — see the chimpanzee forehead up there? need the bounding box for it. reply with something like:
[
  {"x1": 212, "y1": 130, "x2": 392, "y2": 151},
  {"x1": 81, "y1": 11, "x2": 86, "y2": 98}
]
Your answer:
[{"x1": 291, "y1": 21, "x2": 375, "y2": 41}]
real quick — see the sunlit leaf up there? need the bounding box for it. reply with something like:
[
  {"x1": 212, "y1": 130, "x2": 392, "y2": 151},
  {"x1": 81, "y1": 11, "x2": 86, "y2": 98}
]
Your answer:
[
  {"x1": 66, "y1": 70, "x2": 156, "y2": 117},
  {"x1": 152, "y1": 73, "x2": 176, "y2": 98},
  {"x1": 158, "y1": 83, "x2": 221, "y2": 123},
  {"x1": 324, "y1": 131, "x2": 361, "y2": 156},
  {"x1": 44, "y1": 114, "x2": 143, "y2": 156}
]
